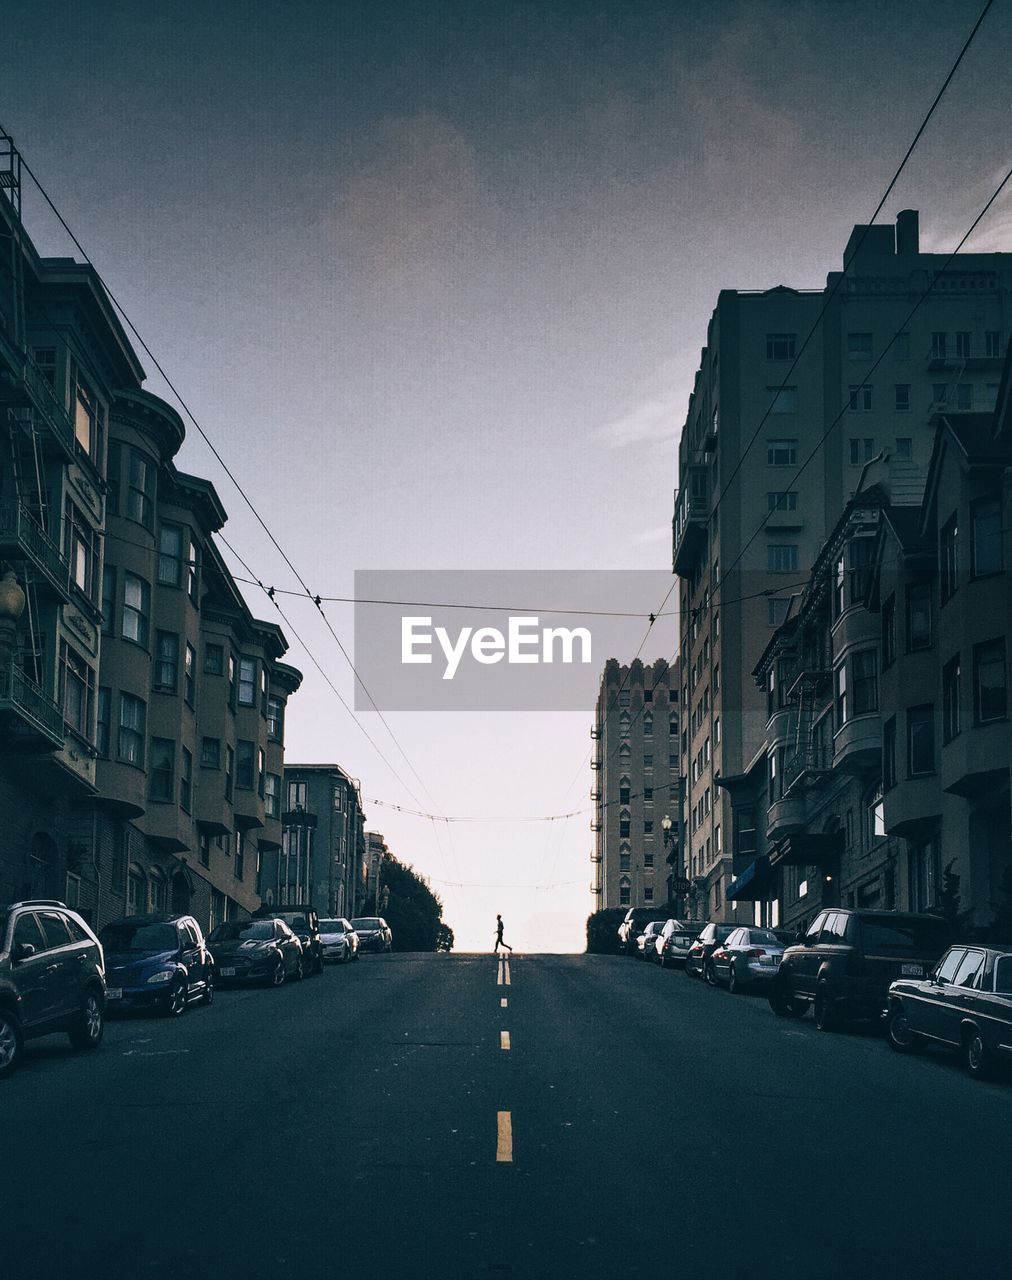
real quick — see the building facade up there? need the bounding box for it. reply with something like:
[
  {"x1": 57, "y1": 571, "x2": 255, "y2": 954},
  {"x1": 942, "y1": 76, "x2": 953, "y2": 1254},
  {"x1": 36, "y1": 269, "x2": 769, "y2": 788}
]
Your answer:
[
  {"x1": 672, "y1": 210, "x2": 1012, "y2": 922},
  {"x1": 364, "y1": 831, "x2": 389, "y2": 916},
  {"x1": 592, "y1": 658, "x2": 682, "y2": 912}
]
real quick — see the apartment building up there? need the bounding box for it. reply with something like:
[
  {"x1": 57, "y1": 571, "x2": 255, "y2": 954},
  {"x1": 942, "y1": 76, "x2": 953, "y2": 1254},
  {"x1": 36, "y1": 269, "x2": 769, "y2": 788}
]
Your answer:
[
  {"x1": 672, "y1": 210, "x2": 1012, "y2": 922},
  {"x1": 725, "y1": 349, "x2": 1011, "y2": 934},
  {"x1": 0, "y1": 136, "x2": 303, "y2": 930},
  {"x1": 591, "y1": 657, "x2": 682, "y2": 911},
  {"x1": 260, "y1": 764, "x2": 366, "y2": 917},
  {"x1": 365, "y1": 830, "x2": 390, "y2": 915}
]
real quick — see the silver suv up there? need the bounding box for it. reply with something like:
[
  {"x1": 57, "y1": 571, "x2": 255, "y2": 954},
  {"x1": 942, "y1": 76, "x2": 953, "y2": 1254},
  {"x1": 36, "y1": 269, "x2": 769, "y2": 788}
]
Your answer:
[{"x1": 0, "y1": 899, "x2": 106, "y2": 1077}]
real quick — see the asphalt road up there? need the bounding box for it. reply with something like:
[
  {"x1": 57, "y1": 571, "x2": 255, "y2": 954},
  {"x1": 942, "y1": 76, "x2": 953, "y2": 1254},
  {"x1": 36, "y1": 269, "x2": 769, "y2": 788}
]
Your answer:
[{"x1": 5, "y1": 952, "x2": 1010, "y2": 1280}]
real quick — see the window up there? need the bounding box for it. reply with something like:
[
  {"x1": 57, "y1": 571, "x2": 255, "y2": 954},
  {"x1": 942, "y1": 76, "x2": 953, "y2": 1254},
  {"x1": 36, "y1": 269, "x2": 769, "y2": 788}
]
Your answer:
[
  {"x1": 955, "y1": 331, "x2": 972, "y2": 359},
  {"x1": 199, "y1": 832, "x2": 211, "y2": 868},
  {"x1": 235, "y1": 832, "x2": 245, "y2": 881},
  {"x1": 984, "y1": 384, "x2": 1000, "y2": 410},
  {"x1": 60, "y1": 642, "x2": 95, "y2": 740},
  {"x1": 736, "y1": 807, "x2": 756, "y2": 857},
  {"x1": 153, "y1": 631, "x2": 179, "y2": 693},
  {"x1": 849, "y1": 538, "x2": 874, "y2": 604},
  {"x1": 767, "y1": 387, "x2": 797, "y2": 414},
  {"x1": 848, "y1": 386, "x2": 872, "y2": 412},
  {"x1": 952, "y1": 949, "x2": 984, "y2": 989},
  {"x1": 768, "y1": 544, "x2": 798, "y2": 573},
  {"x1": 73, "y1": 370, "x2": 100, "y2": 461},
  {"x1": 906, "y1": 582, "x2": 932, "y2": 651},
  {"x1": 930, "y1": 332, "x2": 947, "y2": 359},
  {"x1": 766, "y1": 333, "x2": 796, "y2": 360},
  {"x1": 932, "y1": 383, "x2": 949, "y2": 406},
  {"x1": 287, "y1": 780, "x2": 307, "y2": 811},
  {"x1": 187, "y1": 541, "x2": 199, "y2": 601},
  {"x1": 894, "y1": 332, "x2": 910, "y2": 360},
  {"x1": 883, "y1": 716, "x2": 897, "y2": 790},
  {"x1": 236, "y1": 740, "x2": 255, "y2": 790},
  {"x1": 849, "y1": 437, "x2": 874, "y2": 464},
  {"x1": 971, "y1": 497, "x2": 1002, "y2": 577},
  {"x1": 180, "y1": 747, "x2": 192, "y2": 812},
  {"x1": 956, "y1": 383, "x2": 973, "y2": 411},
  {"x1": 101, "y1": 565, "x2": 115, "y2": 636},
  {"x1": 895, "y1": 437, "x2": 912, "y2": 459},
  {"x1": 940, "y1": 515, "x2": 959, "y2": 603},
  {"x1": 881, "y1": 595, "x2": 896, "y2": 669},
  {"x1": 973, "y1": 640, "x2": 1007, "y2": 724},
  {"x1": 267, "y1": 696, "x2": 283, "y2": 741},
  {"x1": 767, "y1": 438, "x2": 797, "y2": 466},
  {"x1": 907, "y1": 705, "x2": 935, "y2": 777},
  {"x1": 984, "y1": 330, "x2": 1001, "y2": 357},
  {"x1": 866, "y1": 785, "x2": 885, "y2": 846},
  {"x1": 768, "y1": 597, "x2": 790, "y2": 626},
  {"x1": 852, "y1": 650, "x2": 877, "y2": 715},
  {"x1": 238, "y1": 657, "x2": 257, "y2": 707},
  {"x1": 118, "y1": 694, "x2": 146, "y2": 765},
  {"x1": 224, "y1": 746, "x2": 234, "y2": 802},
  {"x1": 714, "y1": 716, "x2": 720, "y2": 745},
  {"x1": 257, "y1": 747, "x2": 265, "y2": 798},
  {"x1": 835, "y1": 663, "x2": 848, "y2": 729},
  {"x1": 127, "y1": 865, "x2": 146, "y2": 915},
  {"x1": 184, "y1": 644, "x2": 196, "y2": 705},
  {"x1": 204, "y1": 643, "x2": 224, "y2": 675},
  {"x1": 618, "y1": 689, "x2": 630, "y2": 707},
  {"x1": 619, "y1": 877, "x2": 631, "y2": 906},
  {"x1": 644, "y1": 754, "x2": 653, "y2": 769},
  {"x1": 228, "y1": 654, "x2": 237, "y2": 706},
  {"x1": 643, "y1": 713, "x2": 653, "y2": 736},
  {"x1": 265, "y1": 773, "x2": 280, "y2": 819},
  {"x1": 126, "y1": 448, "x2": 155, "y2": 529},
  {"x1": 833, "y1": 553, "x2": 845, "y2": 618},
  {"x1": 847, "y1": 332, "x2": 872, "y2": 359},
  {"x1": 65, "y1": 499, "x2": 100, "y2": 602},
  {"x1": 942, "y1": 655, "x2": 961, "y2": 743},
  {"x1": 158, "y1": 524, "x2": 184, "y2": 587},
  {"x1": 894, "y1": 384, "x2": 910, "y2": 412},
  {"x1": 122, "y1": 573, "x2": 150, "y2": 647},
  {"x1": 201, "y1": 737, "x2": 220, "y2": 768},
  {"x1": 97, "y1": 687, "x2": 111, "y2": 758},
  {"x1": 149, "y1": 738, "x2": 175, "y2": 801},
  {"x1": 767, "y1": 491, "x2": 798, "y2": 512}
]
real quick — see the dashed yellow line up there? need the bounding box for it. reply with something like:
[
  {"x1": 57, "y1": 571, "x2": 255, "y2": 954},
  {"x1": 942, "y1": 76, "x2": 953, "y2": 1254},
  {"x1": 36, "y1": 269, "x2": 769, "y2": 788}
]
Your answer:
[{"x1": 496, "y1": 1110, "x2": 513, "y2": 1162}]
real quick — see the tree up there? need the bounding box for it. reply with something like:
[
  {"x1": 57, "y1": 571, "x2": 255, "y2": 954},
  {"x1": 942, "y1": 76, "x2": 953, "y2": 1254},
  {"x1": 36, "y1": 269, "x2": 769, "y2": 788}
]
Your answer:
[
  {"x1": 379, "y1": 855, "x2": 452, "y2": 951},
  {"x1": 585, "y1": 907, "x2": 626, "y2": 954}
]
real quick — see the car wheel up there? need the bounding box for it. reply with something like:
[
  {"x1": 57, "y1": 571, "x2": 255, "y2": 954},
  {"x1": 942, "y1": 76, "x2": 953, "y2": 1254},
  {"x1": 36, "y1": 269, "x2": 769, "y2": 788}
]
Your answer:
[
  {"x1": 68, "y1": 989, "x2": 105, "y2": 1049},
  {"x1": 270, "y1": 958, "x2": 286, "y2": 987},
  {"x1": 166, "y1": 979, "x2": 188, "y2": 1017},
  {"x1": 814, "y1": 982, "x2": 836, "y2": 1032},
  {"x1": 0, "y1": 1009, "x2": 24, "y2": 1076},
  {"x1": 886, "y1": 1003, "x2": 917, "y2": 1053},
  {"x1": 963, "y1": 1027, "x2": 992, "y2": 1080},
  {"x1": 768, "y1": 978, "x2": 806, "y2": 1017},
  {"x1": 704, "y1": 959, "x2": 718, "y2": 987},
  {"x1": 297, "y1": 955, "x2": 308, "y2": 980},
  {"x1": 728, "y1": 966, "x2": 739, "y2": 995}
]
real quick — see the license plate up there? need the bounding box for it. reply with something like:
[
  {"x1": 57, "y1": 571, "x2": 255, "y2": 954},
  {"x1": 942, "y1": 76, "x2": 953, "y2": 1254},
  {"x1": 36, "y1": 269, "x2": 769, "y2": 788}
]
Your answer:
[
  {"x1": 901, "y1": 963, "x2": 924, "y2": 976},
  {"x1": 219, "y1": 967, "x2": 236, "y2": 977},
  {"x1": 106, "y1": 988, "x2": 122, "y2": 1000},
  {"x1": 760, "y1": 956, "x2": 777, "y2": 965}
]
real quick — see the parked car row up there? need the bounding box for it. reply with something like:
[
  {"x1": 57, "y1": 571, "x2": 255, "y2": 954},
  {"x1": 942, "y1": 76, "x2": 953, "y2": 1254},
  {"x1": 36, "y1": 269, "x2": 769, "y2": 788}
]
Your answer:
[
  {"x1": 0, "y1": 898, "x2": 393, "y2": 1077},
  {"x1": 619, "y1": 905, "x2": 1012, "y2": 1081}
]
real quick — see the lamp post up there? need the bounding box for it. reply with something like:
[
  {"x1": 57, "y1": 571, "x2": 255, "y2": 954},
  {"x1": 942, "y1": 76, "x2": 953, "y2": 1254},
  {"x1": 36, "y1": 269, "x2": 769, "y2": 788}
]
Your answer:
[{"x1": 661, "y1": 814, "x2": 681, "y2": 917}]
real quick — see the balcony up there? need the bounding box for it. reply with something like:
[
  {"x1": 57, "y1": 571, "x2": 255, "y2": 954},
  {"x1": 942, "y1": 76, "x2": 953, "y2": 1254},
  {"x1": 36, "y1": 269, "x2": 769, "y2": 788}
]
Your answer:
[
  {"x1": 590, "y1": 821, "x2": 602, "y2": 833},
  {"x1": 672, "y1": 476, "x2": 708, "y2": 577},
  {"x1": 590, "y1": 725, "x2": 600, "y2": 739},
  {"x1": 832, "y1": 712, "x2": 881, "y2": 775},
  {"x1": 786, "y1": 658, "x2": 831, "y2": 702},
  {"x1": 926, "y1": 347, "x2": 1003, "y2": 373},
  {"x1": 765, "y1": 792, "x2": 808, "y2": 840},
  {"x1": 590, "y1": 758, "x2": 602, "y2": 771},
  {"x1": 0, "y1": 663, "x2": 64, "y2": 752},
  {"x1": 783, "y1": 745, "x2": 832, "y2": 792},
  {"x1": 0, "y1": 347, "x2": 76, "y2": 459},
  {"x1": 0, "y1": 500, "x2": 72, "y2": 599},
  {"x1": 590, "y1": 788, "x2": 601, "y2": 801},
  {"x1": 941, "y1": 721, "x2": 1011, "y2": 800}
]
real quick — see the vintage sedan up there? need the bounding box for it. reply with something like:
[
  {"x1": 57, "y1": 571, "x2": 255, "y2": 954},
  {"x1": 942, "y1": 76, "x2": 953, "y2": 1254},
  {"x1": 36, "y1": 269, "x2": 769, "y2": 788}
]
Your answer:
[{"x1": 885, "y1": 944, "x2": 1012, "y2": 1079}]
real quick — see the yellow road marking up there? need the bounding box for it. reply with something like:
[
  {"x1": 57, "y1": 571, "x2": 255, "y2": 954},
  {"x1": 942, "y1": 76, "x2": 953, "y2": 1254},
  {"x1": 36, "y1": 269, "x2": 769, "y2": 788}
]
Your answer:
[
  {"x1": 500, "y1": 1030, "x2": 510, "y2": 1050},
  {"x1": 496, "y1": 1111, "x2": 513, "y2": 1162}
]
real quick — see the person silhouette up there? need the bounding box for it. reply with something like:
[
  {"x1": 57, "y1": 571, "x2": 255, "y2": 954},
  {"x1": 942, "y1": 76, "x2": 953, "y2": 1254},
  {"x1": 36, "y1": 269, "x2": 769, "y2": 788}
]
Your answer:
[{"x1": 494, "y1": 913, "x2": 512, "y2": 954}]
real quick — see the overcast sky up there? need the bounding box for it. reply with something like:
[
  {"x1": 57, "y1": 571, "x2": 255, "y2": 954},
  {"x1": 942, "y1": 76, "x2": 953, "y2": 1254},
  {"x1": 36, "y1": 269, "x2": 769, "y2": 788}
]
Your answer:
[{"x1": 5, "y1": 0, "x2": 1011, "y2": 950}]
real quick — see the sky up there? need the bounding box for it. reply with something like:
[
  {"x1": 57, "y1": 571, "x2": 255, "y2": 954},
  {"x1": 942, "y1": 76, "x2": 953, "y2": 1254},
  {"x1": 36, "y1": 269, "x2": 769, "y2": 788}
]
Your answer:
[{"x1": 4, "y1": 0, "x2": 1012, "y2": 950}]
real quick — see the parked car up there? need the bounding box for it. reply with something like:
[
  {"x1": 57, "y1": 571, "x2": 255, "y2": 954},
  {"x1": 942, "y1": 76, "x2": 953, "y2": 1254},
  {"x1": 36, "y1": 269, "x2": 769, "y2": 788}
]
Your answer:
[
  {"x1": 207, "y1": 918, "x2": 304, "y2": 986},
  {"x1": 0, "y1": 899, "x2": 106, "y2": 1077},
  {"x1": 885, "y1": 944, "x2": 1012, "y2": 1078},
  {"x1": 710, "y1": 926, "x2": 789, "y2": 992},
  {"x1": 636, "y1": 920, "x2": 667, "y2": 960},
  {"x1": 618, "y1": 906, "x2": 669, "y2": 955},
  {"x1": 685, "y1": 922, "x2": 736, "y2": 981},
  {"x1": 100, "y1": 914, "x2": 214, "y2": 1016},
  {"x1": 768, "y1": 908, "x2": 952, "y2": 1030},
  {"x1": 659, "y1": 923, "x2": 700, "y2": 969},
  {"x1": 350, "y1": 916, "x2": 393, "y2": 953},
  {"x1": 254, "y1": 904, "x2": 324, "y2": 975},
  {"x1": 319, "y1": 917, "x2": 359, "y2": 964}
]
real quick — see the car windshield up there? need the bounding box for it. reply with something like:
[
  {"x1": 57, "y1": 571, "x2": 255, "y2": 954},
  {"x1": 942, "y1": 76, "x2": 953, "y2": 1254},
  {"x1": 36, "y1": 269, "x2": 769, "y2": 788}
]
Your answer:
[
  {"x1": 209, "y1": 921, "x2": 274, "y2": 942},
  {"x1": 352, "y1": 919, "x2": 379, "y2": 929},
  {"x1": 100, "y1": 922, "x2": 178, "y2": 953},
  {"x1": 319, "y1": 920, "x2": 346, "y2": 933},
  {"x1": 714, "y1": 925, "x2": 734, "y2": 941},
  {"x1": 860, "y1": 916, "x2": 951, "y2": 953},
  {"x1": 747, "y1": 929, "x2": 783, "y2": 946}
]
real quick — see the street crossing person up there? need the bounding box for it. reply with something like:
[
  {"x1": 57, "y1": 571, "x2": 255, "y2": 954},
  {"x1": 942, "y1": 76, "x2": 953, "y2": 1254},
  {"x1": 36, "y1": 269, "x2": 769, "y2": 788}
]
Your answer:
[{"x1": 494, "y1": 913, "x2": 513, "y2": 954}]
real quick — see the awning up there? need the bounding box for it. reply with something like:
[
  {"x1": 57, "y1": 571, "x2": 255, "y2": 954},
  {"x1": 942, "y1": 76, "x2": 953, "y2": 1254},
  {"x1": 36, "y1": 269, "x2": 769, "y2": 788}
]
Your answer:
[
  {"x1": 769, "y1": 829, "x2": 844, "y2": 868},
  {"x1": 727, "y1": 855, "x2": 771, "y2": 901}
]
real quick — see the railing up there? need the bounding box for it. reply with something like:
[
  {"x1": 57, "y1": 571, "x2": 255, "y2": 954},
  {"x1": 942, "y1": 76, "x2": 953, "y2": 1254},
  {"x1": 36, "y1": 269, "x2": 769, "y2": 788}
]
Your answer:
[
  {"x1": 783, "y1": 745, "x2": 832, "y2": 792},
  {"x1": 0, "y1": 347, "x2": 76, "y2": 456},
  {"x1": 0, "y1": 663, "x2": 65, "y2": 746},
  {"x1": 0, "y1": 500, "x2": 71, "y2": 595}
]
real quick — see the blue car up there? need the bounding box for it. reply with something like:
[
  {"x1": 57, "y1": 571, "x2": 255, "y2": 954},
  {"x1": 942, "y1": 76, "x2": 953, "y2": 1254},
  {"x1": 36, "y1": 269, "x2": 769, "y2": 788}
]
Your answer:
[{"x1": 99, "y1": 914, "x2": 214, "y2": 1016}]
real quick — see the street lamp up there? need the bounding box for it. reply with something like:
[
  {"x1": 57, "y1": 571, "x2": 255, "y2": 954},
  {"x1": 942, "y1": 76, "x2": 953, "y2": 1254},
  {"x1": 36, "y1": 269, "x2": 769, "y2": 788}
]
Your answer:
[{"x1": 661, "y1": 813, "x2": 688, "y2": 920}]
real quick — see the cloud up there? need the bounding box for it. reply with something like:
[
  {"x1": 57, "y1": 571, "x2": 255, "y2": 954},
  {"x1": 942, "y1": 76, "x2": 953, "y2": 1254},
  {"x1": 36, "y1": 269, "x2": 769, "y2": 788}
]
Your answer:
[{"x1": 596, "y1": 354, "x2": 697, "y2": 453}]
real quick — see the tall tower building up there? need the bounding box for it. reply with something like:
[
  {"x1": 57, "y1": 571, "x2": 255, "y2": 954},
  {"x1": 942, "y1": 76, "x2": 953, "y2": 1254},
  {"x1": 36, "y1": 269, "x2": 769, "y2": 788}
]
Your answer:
[{"x1": 672, "y1": 211, "x2": 1012, "y2": 923}]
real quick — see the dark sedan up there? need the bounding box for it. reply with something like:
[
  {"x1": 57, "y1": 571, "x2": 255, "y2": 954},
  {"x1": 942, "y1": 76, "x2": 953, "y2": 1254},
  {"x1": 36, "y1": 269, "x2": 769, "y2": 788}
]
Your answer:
[
  {"x1": 658, "y1": 921, "x2": 698, "y2": 969},
  {"x1": 685, "y1": 922, "x2": 735, "y2": 982},
  {"x1": 100, "y1": 915, "x2": 214, "y2": 1016},
  {"x1": 350, "y1": 917, "x2": 393, "y2": 953},
  {"x1": 885, "y1": 944, "x2": 1012, "y2": 1079},
  {"x1": 208, "y1": 918, "x2": 304, "y2": 987}
]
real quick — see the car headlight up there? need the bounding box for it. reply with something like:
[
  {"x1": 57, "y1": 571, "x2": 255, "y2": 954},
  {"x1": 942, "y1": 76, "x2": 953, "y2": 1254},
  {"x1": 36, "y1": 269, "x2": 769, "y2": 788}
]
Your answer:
[{"x1": 146, "y1": 969, "x2": 175, "y2": 984}]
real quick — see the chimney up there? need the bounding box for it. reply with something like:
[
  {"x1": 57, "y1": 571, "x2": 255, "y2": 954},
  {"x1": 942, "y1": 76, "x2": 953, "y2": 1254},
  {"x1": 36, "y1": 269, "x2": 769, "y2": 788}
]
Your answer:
[{"x1": 896, "y1": 209, "x2": 919, "y2": 257}]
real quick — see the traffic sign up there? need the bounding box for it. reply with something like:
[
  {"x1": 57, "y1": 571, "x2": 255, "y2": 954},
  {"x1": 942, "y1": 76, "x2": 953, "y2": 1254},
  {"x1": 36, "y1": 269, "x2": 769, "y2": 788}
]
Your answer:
[{"x1": 671, "y1": 877, "x2": 691, "y2": 896}]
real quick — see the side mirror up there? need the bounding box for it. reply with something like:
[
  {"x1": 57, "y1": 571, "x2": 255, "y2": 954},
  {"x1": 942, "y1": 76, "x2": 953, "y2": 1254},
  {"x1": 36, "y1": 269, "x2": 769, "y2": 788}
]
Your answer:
[{"x1": 13, "y1": 942, "x2": 37, "y2": 962}]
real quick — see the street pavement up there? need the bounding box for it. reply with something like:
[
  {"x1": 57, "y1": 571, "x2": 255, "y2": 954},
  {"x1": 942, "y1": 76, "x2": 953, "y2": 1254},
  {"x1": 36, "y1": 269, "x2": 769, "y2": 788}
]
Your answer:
[{"x1": 5, "y1": 952, "x2": 1010, "y2": 1280}]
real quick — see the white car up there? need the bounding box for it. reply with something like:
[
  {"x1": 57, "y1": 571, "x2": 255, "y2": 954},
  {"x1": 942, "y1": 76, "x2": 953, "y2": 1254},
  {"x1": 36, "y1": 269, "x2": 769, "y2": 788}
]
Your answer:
[{"x1": 318, "y1": 918, "x2": 360, "y2": 964}]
